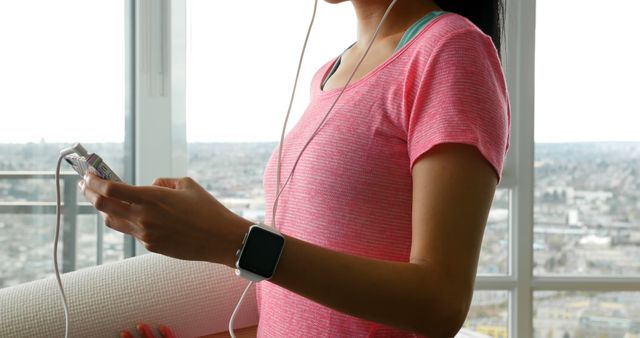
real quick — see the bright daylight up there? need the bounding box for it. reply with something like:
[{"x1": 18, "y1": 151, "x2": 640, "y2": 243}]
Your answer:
[{"x1": 0, "y1": 0, "x2": 639, "y2": 337}]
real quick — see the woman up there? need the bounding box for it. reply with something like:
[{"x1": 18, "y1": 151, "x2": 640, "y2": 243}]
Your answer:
[{"x1": 81, "y1": 0, "x2": 509, "y2": 336}]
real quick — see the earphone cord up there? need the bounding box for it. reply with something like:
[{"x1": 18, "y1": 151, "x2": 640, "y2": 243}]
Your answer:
[
  {"x1": 54, "y1": 153, "x2": 71, "y2": 338},
  {"x1": 51, "y1": 2, "x2": 399, "y2": 337},
  {"x1": 233, "y1": 0, "x2": 399, "y2": 336},
  {"x1": 228, "y1": 2, "x2": 321, "y2": 337},
  {"x1": 273, "y1": 0, "x2": 320, "y2": 225},
  {"x1": 228, "y1": 1, "x2": 320, "y2": 337},
  {"x1": 228, "y1": 280, "x2": 253, "y2": 338},
  {"x1": 271, "y1": 0, "x2": 399, "y2": 228}
]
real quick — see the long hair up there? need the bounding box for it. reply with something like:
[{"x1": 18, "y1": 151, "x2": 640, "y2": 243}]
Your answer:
[{"x1": 433, "y1": 0, "x2": 505, "y2": 56}]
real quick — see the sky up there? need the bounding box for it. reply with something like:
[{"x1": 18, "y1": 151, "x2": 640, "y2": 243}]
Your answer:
[
  {"x1": 534, "y1": 0, "x2": 640, "y2": 143},
  {"x1": 0, "y1": 0, "x2": 638, "y2": 144}
]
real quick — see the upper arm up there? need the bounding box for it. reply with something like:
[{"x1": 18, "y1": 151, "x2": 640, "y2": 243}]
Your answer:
[
  {"x1": 409, "y1": 143, "x2": 497, "y2": 299},
  {"x1": 401, "y1": 24, "x2": 508, "y2": 321},
  {"x1": 405, "y1": 27, "x2": 507, "y2": 287}
]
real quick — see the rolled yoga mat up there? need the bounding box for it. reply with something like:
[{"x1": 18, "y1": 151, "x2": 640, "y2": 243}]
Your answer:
[
  {"x1": 0, "y1": 253, "x2": 258, "y2": 337},
  {"x1": 0, "y1": 253, "x2": 490, "y2": 338}
]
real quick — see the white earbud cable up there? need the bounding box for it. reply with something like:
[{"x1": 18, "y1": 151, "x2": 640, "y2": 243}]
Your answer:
[
  {"x1": 271, "y1": 0, "x2": 399, "y2": 228},
  {"x1": 55, "y1": 149, "x2": 76, "y2": 338},
  {"x1": 228, "y1": 280, "x2": 253, "y2": 338},
  {"x1": 230, "y1": 0, "x2": 399, "y2": 336},
  {"x1": 274, "y1": 0, "x2": 320, "y2": 205},
  {"x1": 53, "y1": 1, "x2": 399, "y2": 337}
]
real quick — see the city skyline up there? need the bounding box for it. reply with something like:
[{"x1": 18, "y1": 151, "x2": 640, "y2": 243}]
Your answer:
[{"x1": 2, "y1": 141, "x2": 639, "y2": 337}]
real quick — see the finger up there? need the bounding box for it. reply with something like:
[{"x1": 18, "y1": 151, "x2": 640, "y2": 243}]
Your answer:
[
  {"x1": 136, "y1": 323, "x2": 156, "y2": 338},
  {"x1": 120, "y1": 330, "x2": 134, "y2": 338},
  {"x1": 84, "y1": 173, "x2": 145, "y2": 204},
  {"x1": 177, "y1": 176, "x2": 197, "y2": 189},
  {"x1": 81, "y1": 182, "x2": 137, "y2": 220},
  {"x1": 153, "y1": 176, "x2": 198, "y2": 191},
  {"x1": 99, "y1": 211, "x2": 138, "y2": 234},
  {"x1": 102, "y1": 213, "x2": 137, "y2": 235},
  {"x1": 151, "y1": 177, "x2": 180, "y2": 189},
  {"x1": 159, "y1": 325, "x2": 176, "y2": 338}
]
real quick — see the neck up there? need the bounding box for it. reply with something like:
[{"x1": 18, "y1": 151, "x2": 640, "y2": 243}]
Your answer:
[{"x1": 349, "y1": 0, "x2": 441, "y2": 49}]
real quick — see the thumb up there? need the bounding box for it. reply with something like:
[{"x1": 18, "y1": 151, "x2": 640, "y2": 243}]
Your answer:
[
  {"x1": 151, "y1": 177, "x2": 180, "y2": 189},
  {"x1": 176, "y1": 176, "x2": 198, "y2": 189}
]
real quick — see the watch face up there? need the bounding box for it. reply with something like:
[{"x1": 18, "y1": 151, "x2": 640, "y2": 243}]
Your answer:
[{"x1": 238, "y1": 226, "x2": 285, "y2": 278}]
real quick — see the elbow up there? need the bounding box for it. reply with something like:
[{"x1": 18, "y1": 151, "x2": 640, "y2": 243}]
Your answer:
[
  {"x1": 395, "y1": 264, "x2": 475, "y2": 337},
  {"x1": 412, "y1": 289, "x2": 472, "y2": 338},
  {"x1": 436, "y1": 302, "x2": 470, "y2": 338}
]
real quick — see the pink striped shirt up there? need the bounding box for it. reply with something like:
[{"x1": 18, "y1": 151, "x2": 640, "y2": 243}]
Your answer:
[{"x1": 257, "y1": 12, "x2": 510, "y2": 337}]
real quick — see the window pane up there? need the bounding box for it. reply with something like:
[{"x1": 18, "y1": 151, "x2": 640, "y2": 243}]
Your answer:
[
  {"x1": 534, "y1": 0, "x2": 640, "y2": 275},
  {"x1": 75, "y1": 215, "x2": 125, "y2": 269},
  {"x1": 0, "y1": 215, "x2": 56, "y2": 288},
  {"x1": 186, "y1": 0, "x2": 355, "y2": 143},
  {"x1": 0, "y1": 0, "x2": 127, "y2": 289},
  {"x1": 464, "y1": 290, "x2": 509, "y2": 338},
  {"x1": 185, "y1": 0, "x2": 356, "y2": 224},
  {"x1": 188, "y1": 143, "x2": 274, "y2": 221},
  {"x1": 478, "y1": 189, "x2": 509, "y2": 275},
  {"x1": 534, "y1": 291, "x2": 640, "y2": 338},
  {"x1": 187, "y1": 0, "x2": 510, "y2": 277}
]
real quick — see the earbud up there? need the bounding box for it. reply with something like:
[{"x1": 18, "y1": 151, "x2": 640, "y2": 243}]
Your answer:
[{"x1": 71, "y1": 143, "x2": 88, "y2": 157}]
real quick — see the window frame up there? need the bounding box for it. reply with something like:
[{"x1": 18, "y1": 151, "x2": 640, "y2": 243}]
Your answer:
[
  {"x1": 132, "y1": 0, "x2": 188, "y2": 255},
  {"x1": 137, "y1": 0, "x2": 640, "y2": 336},
  {"x1": 123, "y1": 0, "x2": 137, "y2": 259},
  {"x1": 484, "y1": 0, "x2": 640, "y2": 336},
  {"x1": 0, "y1": 0, "x2": 137, "y2": 274}
]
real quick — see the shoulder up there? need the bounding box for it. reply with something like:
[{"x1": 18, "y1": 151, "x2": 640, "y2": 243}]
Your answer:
[
  {"x1": 402, "y1": 12, "x2": 505, "y2": 97},
  {"x1": 407, "y1": 12, "x2": 498, "y2": 64},
  {"x1": 429, "y1": 12, "x2": 485, "y2": 37}
]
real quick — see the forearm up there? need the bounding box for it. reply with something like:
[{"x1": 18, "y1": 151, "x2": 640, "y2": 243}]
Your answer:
[{"x1": 268, "y1": 234, "x2": 472, "y2": 337}]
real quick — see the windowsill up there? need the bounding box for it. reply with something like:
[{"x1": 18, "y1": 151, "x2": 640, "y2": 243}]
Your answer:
[{"x1": 199, "y1": 325, "x2": 257, "y2": 338}]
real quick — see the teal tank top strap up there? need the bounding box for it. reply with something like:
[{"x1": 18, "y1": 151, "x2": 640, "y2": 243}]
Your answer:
[{"x1": 394, "y1": 10, "x2": 447, "y2": 53}]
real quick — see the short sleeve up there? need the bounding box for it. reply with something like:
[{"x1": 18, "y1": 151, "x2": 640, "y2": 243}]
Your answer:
[{"x1": 406, "y1": 27, "x2": 510, "y2": 180}]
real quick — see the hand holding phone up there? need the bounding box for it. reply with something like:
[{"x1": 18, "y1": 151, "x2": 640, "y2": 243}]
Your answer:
[{"x1": 63, "y1": 143, "x2": 123, "y2": 182}]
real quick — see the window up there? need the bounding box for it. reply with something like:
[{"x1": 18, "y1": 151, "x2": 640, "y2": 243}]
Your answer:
[
  {"x1": 465, "y1": 291, "x2": 509, "y2": 338},
  {"x1": 479, "y1": 189, "x2": 510, "y2": 275},
  {"x1": 5, "y1": 0, "x2": 639, "y2": 335},
  {"x1": 527, "y1": 0, "x2": 640, "y2": 337},
  {"x1": 0, "y1": 0, "x2": 132, "y2": 289},
  {"x1": 534, "y1": 0, "x2": 640, "y2": 276},
  {"x1": 534, "y1": 292, "x2": 640, "y2": 337},
  {"x1": 187, "y1": 0, "x2": 514, "y2": 334},
  {"x1": 186, "y1": 0, "x2": 357, "y2": 215},
  {"x1": 186, "y1": 0, "x2": 510, "y2": 272},
  {"x1": 147, "y1": 0, "x2": 640, "y2": 335}
]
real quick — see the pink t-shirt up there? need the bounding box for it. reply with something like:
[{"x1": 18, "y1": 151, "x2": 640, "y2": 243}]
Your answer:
[{"x1": 256, "y1": 12, "x2": 510, "y2": 337}]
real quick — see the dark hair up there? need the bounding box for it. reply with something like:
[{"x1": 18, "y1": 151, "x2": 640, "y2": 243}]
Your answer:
[{"x1": 434, "y1": 0, "x2": 505, "y2": 56}]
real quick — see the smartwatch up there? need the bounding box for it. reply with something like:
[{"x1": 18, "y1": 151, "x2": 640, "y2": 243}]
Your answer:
[{"x1": 235, "y1": 224, "x2": 285, "y2": 282}]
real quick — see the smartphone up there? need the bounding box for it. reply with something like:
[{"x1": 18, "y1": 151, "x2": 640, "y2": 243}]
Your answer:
[{"x1": 64, "y1": 148, "x2": 123, "y2": 183}]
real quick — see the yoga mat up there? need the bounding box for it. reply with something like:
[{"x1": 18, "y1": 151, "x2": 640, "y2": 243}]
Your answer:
[{"x1": 0, "y1": 253, "x2": 258, "y2": 337}]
